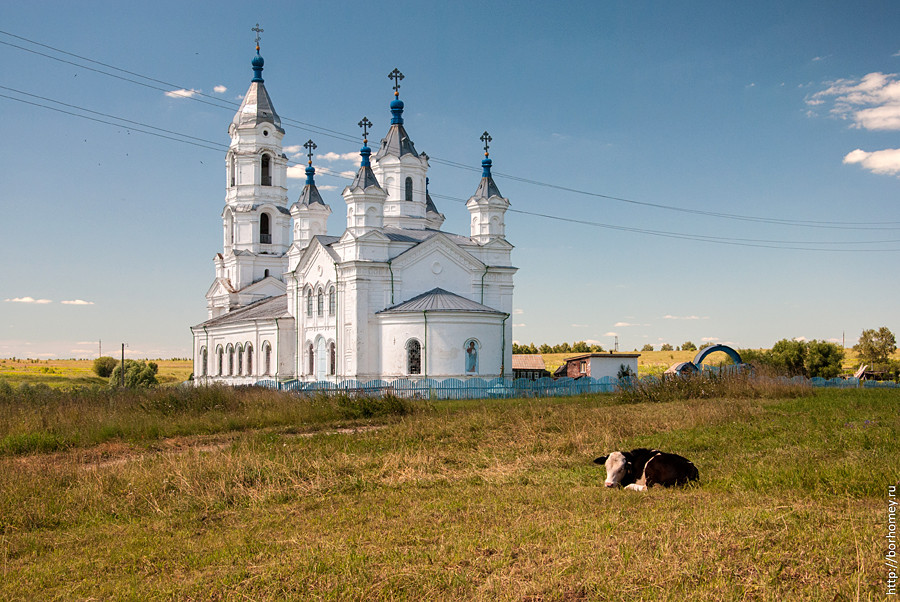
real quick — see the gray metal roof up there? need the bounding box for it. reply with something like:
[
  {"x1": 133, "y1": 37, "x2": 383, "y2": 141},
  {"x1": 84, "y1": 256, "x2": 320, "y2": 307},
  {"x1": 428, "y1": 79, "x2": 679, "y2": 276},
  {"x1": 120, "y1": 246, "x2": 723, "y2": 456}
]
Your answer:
[
  {"x1": 232, "y1": 81, "x2": 284, "y2": 133},
  {"x1": 377, "y1": 288, "x2": 506, "y2": 315},
  {"x1": 196, "y1": 294, "x2": 290, "y2": 328},
  {"x1": 380, "y1": 227, "x2": 473, "y2": 247},
  {"x1": 298, "y1": 182, "x2": 326, "y2": 207},
  {"x1": 374, "y1": 124, "x2": 419, "y2": 160},
  {"x1": 349, "y1": 165, "x2": 382, "y2": 190},
  {"x1": 425, "y1": 190, "x2": 440, "y2": 215},
  {"x1": 474, "y1": 175, "x2": 503, "y2": 199}
]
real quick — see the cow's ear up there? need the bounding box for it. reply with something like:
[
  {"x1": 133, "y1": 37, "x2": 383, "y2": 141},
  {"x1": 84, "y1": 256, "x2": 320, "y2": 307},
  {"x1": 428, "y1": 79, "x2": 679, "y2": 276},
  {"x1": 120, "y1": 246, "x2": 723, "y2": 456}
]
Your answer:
[{"x1": 594, "y1": 456, "x2": 608, "y2": 465}]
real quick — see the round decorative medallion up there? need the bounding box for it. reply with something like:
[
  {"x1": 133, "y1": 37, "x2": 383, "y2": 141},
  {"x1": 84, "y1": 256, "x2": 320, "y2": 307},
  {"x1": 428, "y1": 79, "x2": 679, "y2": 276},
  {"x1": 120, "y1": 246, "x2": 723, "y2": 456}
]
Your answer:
[{"x1": 431, "y1": 261, "x2": 443, "y2": 275}]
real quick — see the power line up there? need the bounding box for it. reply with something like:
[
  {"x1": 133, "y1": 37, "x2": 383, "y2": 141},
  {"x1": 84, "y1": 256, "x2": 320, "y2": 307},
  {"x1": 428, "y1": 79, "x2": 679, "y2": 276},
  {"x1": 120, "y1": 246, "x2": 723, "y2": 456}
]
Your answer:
[
  {"x1": 1, "y1": 89, "x2": 898, "y2": 252},
  {"x1": 3, "y1": 29, "x2": 897, "y2": 231}
]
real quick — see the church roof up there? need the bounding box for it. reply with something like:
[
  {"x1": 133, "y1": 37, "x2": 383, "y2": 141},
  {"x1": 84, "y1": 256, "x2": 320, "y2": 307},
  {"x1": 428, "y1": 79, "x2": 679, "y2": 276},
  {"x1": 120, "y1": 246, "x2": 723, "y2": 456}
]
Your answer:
[
  {"x1": 376, "y1": 288, "x2": 506, "y2": 315},
  {"x1": 374, "y1": 123, "x2": 419, "y2": 160},
  {"x1": 350, "y1": 164, "x2": 382, "y2": 190},
  {"x1": 298, "y1": 182, "x2": 326, "y2": 207},
  {"x1": 425, "y1": 190, "x2": 441, "y2": 215},
  {"x1": 196, "y1": 294, "x2": 289, "y2": 328},
  {"x1": 474, "y1": 175, "x2": 503, "y2": 199},
  {"x1": 232, "y1": 51, "x2": 284, "y2": 133}
]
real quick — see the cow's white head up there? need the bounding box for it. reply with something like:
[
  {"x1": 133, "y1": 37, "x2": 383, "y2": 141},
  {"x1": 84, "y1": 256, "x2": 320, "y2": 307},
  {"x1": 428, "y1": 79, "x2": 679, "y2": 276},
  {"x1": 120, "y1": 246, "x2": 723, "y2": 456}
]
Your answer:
[{"x1": 595, "y1": 451, "x2": 630, "y2": 487}]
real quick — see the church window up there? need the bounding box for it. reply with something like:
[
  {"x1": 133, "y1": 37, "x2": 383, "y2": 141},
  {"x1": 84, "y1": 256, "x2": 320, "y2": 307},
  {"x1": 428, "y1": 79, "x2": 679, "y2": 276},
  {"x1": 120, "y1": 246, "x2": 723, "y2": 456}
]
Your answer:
[
  {"x1": 308, "y1": 343, "x2": 314, "y2": 375},
  {"x1": 406, "y1": 339, "x2": 422, "y2": 375},
  {"x1": 200, "y1": 347, "x2": 208, "y2": 377},
  {"x1": 260, "y1": 213, "x2": 271, "y2": 244},
  {"x1": 405, "y1": 177, "x2": 413, "y2": 201},
  {"x1": 245, "y1": 344, "x2": 253, "y2": 375},
  {"x1": 263, "y1": 342, "x2": 272, "y2": 375},
  {"x1": 261, "y1": 154, "x2": 272, "y2": 186},
  {"x1": 329, "y1": 342, "x2": 335, "y2": 376},
  {"x1": 227, "y1": 345, "x2": 234, "y2": 376},
  {"x1": 464, "y1": 339, "x2": 479, "y2": 375},
  {"x1": 328, "y1": 287, "x2": 335, "y2": 315},
  {"x1": 317, "y1": 289, "x2": 324, "y2": 316},
  {"x1": 229, "y1": 153, "x2": 236, "y2": 187},
  {"x1": 216, "y1": 346, "x2": 223, "y2": 376},
  {"x1": 306, "y1": 289, "x2": 313, "y2": 317},
  {"x1": 264, "y1": 269, "x2": 269, "y2": 278},
  {"x1": 236, "y1": 345, "x2": 243, "y2": 376}
]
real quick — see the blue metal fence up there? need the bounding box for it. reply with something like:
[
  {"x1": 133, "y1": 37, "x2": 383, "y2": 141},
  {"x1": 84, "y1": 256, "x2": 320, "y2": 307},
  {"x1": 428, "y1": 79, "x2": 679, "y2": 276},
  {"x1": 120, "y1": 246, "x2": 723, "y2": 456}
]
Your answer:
[{"x1": 256, "y1": 373, "x2": 897, "y2": 398}]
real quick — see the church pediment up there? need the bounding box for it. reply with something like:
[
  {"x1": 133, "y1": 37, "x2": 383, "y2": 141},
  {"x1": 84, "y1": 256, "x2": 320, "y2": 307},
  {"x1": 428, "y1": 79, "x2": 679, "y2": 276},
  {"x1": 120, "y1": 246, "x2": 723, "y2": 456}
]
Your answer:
[
  {"x1": 206, "y1": 277, "x2": 236, "y2": 299},
  {"x1": 390, "y1": 232, "x2": 484, "y2": 273},
  {"x1": 238, "y1": 276, "x2": 286, "y2": 297},
  {"x1": 292, "y1": 236, "x2": 340, "y2": 276}
]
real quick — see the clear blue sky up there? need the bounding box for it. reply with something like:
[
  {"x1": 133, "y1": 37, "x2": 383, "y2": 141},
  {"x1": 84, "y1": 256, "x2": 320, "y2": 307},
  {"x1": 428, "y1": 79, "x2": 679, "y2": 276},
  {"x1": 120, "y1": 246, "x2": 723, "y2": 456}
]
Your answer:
[{"x1": 1, "y1": 1, "x2": 898, "y2": 359}]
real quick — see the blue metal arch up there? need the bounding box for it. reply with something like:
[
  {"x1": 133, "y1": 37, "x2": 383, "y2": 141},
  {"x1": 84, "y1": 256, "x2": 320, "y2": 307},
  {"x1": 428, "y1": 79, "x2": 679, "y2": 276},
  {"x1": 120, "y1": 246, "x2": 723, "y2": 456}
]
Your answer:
[{"x1": 693, "y1": 344, "x2": 742, "y2": 367}]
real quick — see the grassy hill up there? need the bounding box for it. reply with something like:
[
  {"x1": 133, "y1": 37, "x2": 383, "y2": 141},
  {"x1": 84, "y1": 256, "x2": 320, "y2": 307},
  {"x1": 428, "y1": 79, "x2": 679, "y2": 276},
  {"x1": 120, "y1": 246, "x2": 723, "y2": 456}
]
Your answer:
[{"x1": 0, "y1": 383, "x2": 896, "y2": 600}]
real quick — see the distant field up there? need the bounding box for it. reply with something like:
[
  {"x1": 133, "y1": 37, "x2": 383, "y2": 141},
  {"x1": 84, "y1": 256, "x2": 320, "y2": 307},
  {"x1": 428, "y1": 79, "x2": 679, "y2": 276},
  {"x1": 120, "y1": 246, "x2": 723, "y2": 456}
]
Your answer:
[
  {"x1": 0, "y1": 358, "x2": 192, "y2": 388},
  {"x1": 0, "y1": 384, "x2": 896, "y2": 600}
]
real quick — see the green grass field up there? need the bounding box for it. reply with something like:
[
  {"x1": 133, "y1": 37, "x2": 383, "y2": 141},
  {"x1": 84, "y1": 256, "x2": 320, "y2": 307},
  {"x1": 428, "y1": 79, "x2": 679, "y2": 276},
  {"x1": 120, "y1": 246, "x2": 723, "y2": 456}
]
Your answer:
[
  {"x1": 0, "y1": 382, "x2": 897, "y2": 600},
  {"x1": 0, "y1": 358, "x2": 192, "y2": 388}
]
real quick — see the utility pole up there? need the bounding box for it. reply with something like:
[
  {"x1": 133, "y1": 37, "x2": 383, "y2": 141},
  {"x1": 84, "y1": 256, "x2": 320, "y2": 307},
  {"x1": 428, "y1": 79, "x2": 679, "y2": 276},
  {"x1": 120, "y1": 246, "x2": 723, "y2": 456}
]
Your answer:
[
  {"x1": 99, "y1": 339, "x2": 101, "y2": 358},
  {"x1": 120, "y1": 343, "x2": 125, "y2": 388}
]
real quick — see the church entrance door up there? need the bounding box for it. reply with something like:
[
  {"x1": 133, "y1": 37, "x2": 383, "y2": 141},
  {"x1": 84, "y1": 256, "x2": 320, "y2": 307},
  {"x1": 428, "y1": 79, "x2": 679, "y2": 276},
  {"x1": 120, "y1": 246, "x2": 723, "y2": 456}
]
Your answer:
[{"x1": 315, "y1": 338, "x2": 326, "y2": 380}]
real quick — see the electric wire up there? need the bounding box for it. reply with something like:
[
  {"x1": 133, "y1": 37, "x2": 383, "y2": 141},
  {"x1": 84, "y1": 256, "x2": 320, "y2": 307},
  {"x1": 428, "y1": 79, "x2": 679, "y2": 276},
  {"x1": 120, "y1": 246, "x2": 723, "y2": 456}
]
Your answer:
[
  {"x1": 1, "y1": 30, "x2": 899, "y2": 251},
  {"x1": 3, "y1": 29, "x2": 897, "y2": 230}
]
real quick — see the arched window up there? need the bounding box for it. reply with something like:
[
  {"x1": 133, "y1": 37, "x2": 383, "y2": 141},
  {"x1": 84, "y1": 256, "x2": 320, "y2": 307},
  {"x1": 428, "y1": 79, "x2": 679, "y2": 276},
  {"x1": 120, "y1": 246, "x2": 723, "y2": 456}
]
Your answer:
[
  {"x1": 306, "y1": 289, "x2": 313, "y2": 317},
  {"x1": 227, "y1": 345, "x2": 234, "y2": 376},
  {"x1": 263, "y1": 342, "x2": 272, "y2": 375},
  {"x1": 260, "y1": 213, "x2": 271, "y2": 244},
  {"x1": 261, "y1": 154, "x2": 271, "y2": 186},
  {"x1": 328, "y1": 287, "x2": 336, "y2": 315},
  {"x1": 464, "y1": 339, "x2": 480, "y2": 375},
  {"x1": 407, "y1": 339, "x2": 422, "y2": 375},
  {"x1": 236, "y1": 345, "x2": 243, "y2": 376},
  {"x1": 245, "y1": 344, "x2": 253, "y2": 376},
  {"x1": 229, "y1": 153, "x2": 236, "y2": 187},
  {"x1": 317, "y1": 289, "x2": 324, "y2": 316},
  {"x1": 200, "y1": 347, "x2": 208, "y2": 376},
  {"x1": 329, "y1": 342, "x2": 336, "y2": 376},
  {"x1": 216, "y1": 346, "x2": 223, "y2": 376},
  {"x1": 307, "y1": 342, "x2": 314, "y2": 376},
  {"x1": 264, "y1": 269, "x2": 269, "y2": 278},
  {"x1": 224, "y1": 209, "x2": 234, "y2": 249},
  {"x1": 405, "y1": 177, "x2": 413, "y2": 201}
]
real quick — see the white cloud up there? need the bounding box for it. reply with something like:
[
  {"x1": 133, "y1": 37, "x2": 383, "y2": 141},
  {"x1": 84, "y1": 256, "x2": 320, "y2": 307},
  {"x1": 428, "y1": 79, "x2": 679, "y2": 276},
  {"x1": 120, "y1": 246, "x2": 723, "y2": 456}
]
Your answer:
[
  {"x1": 513, "y1": 309, "x2": 524, "y2": 315},
  {"x1": 603, "y1": 331, "x2": 618, "y2": 337},
  {"x1": 213, "y1": 85, "x2": 227, "y2": 94},
  {"x1": 5, "y1": 297, "x2": 51, "y2": 304},
  {"x1": 662, "y1": 314, "x2": 703, "y2": 320},
  {"x1": 843, "y1": 148, "x2": 900, "y2": 175},
  {"x1": 318, "y1": 151, "x2": 360, "y2": 162},
  {"x1": 894, "y1": 50, "x2": 900, "y2": 58},
  {"x1": 571, "y1": 323, "x2": 590, "y2": 328},
  {"x1": 701, "y1": 337, "x2": 720, "y2": 342},
  {"x1": 319, "y1": 185, "x2": 337, "y2": 191},
  {"x1": 164, "y1": 88, "x2": 201, "y2": 99},
  {"x1": 286, "y1": 165, "x2": 308, "y2": 179},
  {"x1": 585, "y1": 339, "x2": 603, "y2": 346},
  {"x1": 283, "y1": 145, "x2": 303, "y2": 154},
  {"x1": 339, "y1": 170, "x2": 356, "y2": 179},
  {"x1": 61, "y1": 299, "x2": 95, "y2": 305},
  {"x1": 793, "y1": 336, "x2": 808, "y2": 342},
  {"x1": 614, "y1": 322, "x2": 635, "y2": 327},
  {"x1": 512, "y1": 323, "x2": 526, "y2": 328},
  {"x1": 808, "y1": 72, "x2": 900, "y2": 130}
]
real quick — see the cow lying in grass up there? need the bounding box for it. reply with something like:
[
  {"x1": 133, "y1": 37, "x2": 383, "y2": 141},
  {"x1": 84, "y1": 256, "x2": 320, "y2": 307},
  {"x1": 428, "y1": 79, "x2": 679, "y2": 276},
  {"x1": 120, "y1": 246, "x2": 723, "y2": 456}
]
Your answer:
[{"x1": 594, "y1": 448, "x2": 699, "y2": 491}]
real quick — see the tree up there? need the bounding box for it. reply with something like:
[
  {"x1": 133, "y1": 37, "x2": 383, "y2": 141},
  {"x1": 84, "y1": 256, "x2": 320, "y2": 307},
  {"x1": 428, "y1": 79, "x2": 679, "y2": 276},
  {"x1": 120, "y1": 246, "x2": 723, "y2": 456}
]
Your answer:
[
  {"x1": 681, "y1": 341, "x2": 697, "y2": 352},
  {"x1": 805, "y1": 340, "x2": 844, "y2": 379},
  {"x1": 769, "y1": 339, "x2": 808, "y2": 376},
  {"x1": 641, "y1": 344, "x2": 654, "y2": 352},
  {"x1": 854, "y1": 327, "x2": 897, "y2": 364},
  {"x1": 699, "y1": 342, "x2": 713, "y2": 351},
  {"x1": 589, "y1": 344, "x2": 604, "y2": 352},
  {"x1": 539, "y1": 343, "x2": 552, "y2": 354},
  {"x1": 92, "y1": 356, "x2": 118, "y2": 378},
  {"x1": 660, "y1": 343, "x2": 674, "y2": 351},
  {"x1": 571, "y1": 341, "x2": 590, "y2": 353},
  {"x1": 109, "y1": 360, "x2": 159, "y2": 388}
]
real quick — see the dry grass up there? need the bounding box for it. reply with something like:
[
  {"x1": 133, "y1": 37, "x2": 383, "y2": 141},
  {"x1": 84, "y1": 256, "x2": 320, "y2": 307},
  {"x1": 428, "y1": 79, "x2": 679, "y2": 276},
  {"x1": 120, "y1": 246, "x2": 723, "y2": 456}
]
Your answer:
[
  {"x1": 0, "y1": 386, "x2": 897, "y2": 600},
  {"x1": 0, "y1": 358, "x2": 192, "y2": 387}
]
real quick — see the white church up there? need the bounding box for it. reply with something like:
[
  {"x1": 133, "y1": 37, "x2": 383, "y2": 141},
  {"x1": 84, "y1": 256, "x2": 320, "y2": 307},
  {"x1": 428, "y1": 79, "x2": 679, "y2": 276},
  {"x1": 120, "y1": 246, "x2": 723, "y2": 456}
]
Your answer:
[{"x1": 190, "y1": 47, "x2": 516, "y2": 385}]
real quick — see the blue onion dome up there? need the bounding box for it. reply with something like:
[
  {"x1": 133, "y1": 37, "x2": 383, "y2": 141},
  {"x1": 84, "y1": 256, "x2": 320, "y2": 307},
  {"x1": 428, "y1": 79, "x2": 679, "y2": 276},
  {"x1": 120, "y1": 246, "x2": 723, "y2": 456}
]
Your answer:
[
  {"x1": 390, "y1": 97, "x2": 404, "y2": 125},
  {"x1": 251, "y1": 51, "x2": 264, "y2": 82},
  {"x1": 482, "y1": 156, "x2": 493, "y2": 177}
]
